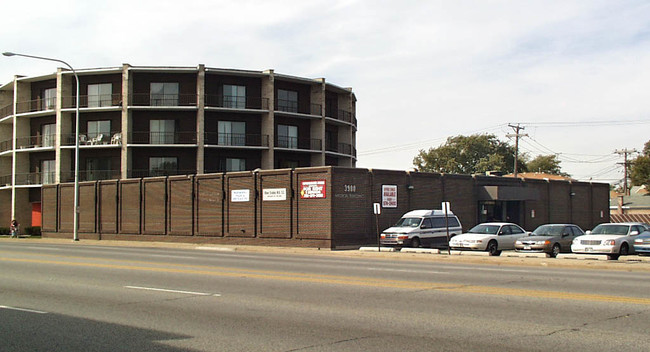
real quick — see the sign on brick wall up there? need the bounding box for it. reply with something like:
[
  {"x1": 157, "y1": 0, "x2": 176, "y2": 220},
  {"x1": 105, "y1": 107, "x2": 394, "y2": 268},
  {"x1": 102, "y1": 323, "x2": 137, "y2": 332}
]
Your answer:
[{"x1": 300, "y1": 180, "x2": 326, "y2": 199}]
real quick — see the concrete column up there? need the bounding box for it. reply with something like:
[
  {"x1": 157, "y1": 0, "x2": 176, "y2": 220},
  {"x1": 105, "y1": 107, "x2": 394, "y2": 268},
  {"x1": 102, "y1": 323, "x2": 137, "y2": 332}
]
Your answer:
[
  {"x1": 196, "y1": 64, "x2": 205, "y2": 174},
  {"x1": 310, "y1": 78, "x2": 326, "y2": 166},
  {"x1": 121, "y1": 64, "x2": 131, "y2": 179},
  {"x1": 56, "y1": 68, "x2": 73, "y2": 183},
  {"x1": 261, "y1": 69, "x2": 275, "y2": 169}
]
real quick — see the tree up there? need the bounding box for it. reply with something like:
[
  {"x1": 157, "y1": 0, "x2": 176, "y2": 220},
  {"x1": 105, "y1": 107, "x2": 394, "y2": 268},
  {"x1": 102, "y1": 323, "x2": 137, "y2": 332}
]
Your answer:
[
  {"x1": 526, "y1": 155, "x2": 570, "y2": 177},
  {"x1": 413, "y1": 134, "x2": 524, "y2": 174},
  {"x1": 630, "y1": 140, "x2": 650, "y2": 186}
]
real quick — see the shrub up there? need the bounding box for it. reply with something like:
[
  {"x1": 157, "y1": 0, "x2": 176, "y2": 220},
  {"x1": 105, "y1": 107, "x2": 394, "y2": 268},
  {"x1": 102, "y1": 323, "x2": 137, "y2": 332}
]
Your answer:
[
  {"x1": 0, "y1": 227, "x2": 9, "y2": 235},
  {"x1": 24, "y1": 226, "x2": 41, "y2": 237}
]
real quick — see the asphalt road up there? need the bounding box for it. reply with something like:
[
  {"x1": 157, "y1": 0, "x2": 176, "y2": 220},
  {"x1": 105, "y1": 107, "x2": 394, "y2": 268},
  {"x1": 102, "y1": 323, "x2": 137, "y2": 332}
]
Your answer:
[{"x1": 1, "y1": 240, "x2": 649, "y2": 351}]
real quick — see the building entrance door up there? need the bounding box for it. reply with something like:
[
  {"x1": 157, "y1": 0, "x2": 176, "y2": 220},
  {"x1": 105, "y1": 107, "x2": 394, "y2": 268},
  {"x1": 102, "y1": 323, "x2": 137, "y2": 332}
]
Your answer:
[{"x1": 479, "y1": 200, "x2": 522, "y2": 224}]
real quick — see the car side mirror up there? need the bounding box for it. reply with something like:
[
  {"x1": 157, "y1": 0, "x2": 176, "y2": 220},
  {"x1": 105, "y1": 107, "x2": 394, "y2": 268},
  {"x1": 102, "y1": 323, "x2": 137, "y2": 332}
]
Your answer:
[
  {"x1": 421, "y1": 225, "x2": 429, "y2": 229},
  {"x1": 586, "y1": 230, "x2": 592, "y2": 235},
  {"x1": 562, "y1": 233, "x2": 570, "y2": 237},
  {"x1": 630, "y1": 231, "x2": 639, "y2": 236}
]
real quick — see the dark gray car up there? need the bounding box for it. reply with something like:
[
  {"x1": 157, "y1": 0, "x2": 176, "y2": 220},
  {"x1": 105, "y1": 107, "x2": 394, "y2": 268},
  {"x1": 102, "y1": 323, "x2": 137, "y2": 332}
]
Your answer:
[{"x1": 515, "y1": 224, "x2": 585, "y2": 258}]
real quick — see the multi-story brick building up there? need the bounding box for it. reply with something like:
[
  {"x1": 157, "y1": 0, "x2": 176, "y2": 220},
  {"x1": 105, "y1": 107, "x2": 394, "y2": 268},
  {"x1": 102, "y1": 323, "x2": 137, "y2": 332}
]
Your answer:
[{"x1": 0, "y1": 64, "x2": 357, "y2": 227}]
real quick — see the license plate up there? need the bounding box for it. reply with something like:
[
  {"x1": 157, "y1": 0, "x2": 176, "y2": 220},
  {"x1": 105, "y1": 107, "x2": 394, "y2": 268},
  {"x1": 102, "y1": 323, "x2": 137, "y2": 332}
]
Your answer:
[
  {"x1": 584, "y1": 247, "x2": 593, "y2": 252},
  {"x1": 524, "y1": 246, "x2": 531, "y2": 250}
]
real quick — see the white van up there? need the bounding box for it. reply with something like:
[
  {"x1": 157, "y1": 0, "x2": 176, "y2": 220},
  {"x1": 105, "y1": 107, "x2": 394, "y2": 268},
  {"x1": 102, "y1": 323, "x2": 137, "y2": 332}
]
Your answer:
[{"x1": 380, "y1": 209, "x2": 463, "y2": 248}]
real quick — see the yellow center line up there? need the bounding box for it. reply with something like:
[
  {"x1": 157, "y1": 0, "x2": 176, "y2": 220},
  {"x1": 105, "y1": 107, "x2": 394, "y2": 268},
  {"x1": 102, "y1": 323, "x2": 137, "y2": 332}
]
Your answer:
[{"x1": 2, "y1": 254, "x2": 649, "y2": 305}]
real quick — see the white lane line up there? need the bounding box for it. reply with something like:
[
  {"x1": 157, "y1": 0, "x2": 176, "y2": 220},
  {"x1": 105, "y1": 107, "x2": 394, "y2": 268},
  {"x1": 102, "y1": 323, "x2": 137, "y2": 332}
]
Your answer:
[
  {"x1": 124, "y1": 286, "x2": 221, "y2": 297},
  {"x1": 0, "y1": 305, "x2": 48, "y2": 314}
]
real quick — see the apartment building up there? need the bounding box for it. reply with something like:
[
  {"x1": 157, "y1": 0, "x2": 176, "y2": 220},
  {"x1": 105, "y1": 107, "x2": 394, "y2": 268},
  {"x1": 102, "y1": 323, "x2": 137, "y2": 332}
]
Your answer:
[{"x1": 0, "y1": 64, "x2": 357, "y2": 227}]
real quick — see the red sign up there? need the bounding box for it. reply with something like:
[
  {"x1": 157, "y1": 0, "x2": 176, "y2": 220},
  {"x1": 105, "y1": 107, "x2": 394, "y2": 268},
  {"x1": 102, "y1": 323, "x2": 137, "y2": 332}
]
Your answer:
[
  {"x1": 382, "y1": 185, "x2": 397, "y2": 208},
  {"x1": 300, "y1": 180, "x2": 326, "y2": 199}
]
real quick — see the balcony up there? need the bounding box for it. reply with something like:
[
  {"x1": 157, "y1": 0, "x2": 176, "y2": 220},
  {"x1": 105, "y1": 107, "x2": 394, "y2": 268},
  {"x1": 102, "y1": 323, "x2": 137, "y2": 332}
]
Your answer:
[
  {"x1": 60, "y1": 170, "x2": 122, "y2": 182},
  {"x1": 130, "y1": 131, "x2": 197, "y2": 145},
  {"x1": 205, "y1": 95, "x2": 269, "y2": 110},
  {"x1": 62, "y1": 94, "x2": 122, "y2": 109},
  {"x1": 16, "y1": 135, "x2": 56, "y2": 150},
  {"x1": 0, "y1": 104, "x2": 12, "y2": 119},
  {"x1": 326, "y1": 109, "x2": 356, "y2": 125},
  {"x1": 325, "y1": 142, "x2": 353, "y2": 155},
  {"x1": 15, "y1": 98, "x2": 56, "y2": 114},
  {"x1": 61, "y1": 132, "x2": 123, "y2": 146},
  {"x1": 276, "y1": 101, "x2": 322, "y2": 116},
  {"x1": 130, "y1": 93, "x2": 197, "y2": 107},
  {"x1": 130, "y1": 169, "x2": 196, "y2": 178},
  {"x1": 14, "y1": 172, "x2": 56, "y2": 186},
  {"x1": 205, "y1": 132, "x2": 269, "y2": 147},
  {"x1": 0, "y1": 139, "x2": 12, "y2": 153},
  {"x1": 276, "y1": 137, "x2": 322, "y2": 151}
]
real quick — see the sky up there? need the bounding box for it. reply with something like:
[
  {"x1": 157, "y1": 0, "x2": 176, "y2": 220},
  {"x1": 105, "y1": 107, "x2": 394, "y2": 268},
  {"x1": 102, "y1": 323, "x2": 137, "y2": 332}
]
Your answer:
[{"x1": 2, "y1": 0, "x2": 650, "y2": 184}]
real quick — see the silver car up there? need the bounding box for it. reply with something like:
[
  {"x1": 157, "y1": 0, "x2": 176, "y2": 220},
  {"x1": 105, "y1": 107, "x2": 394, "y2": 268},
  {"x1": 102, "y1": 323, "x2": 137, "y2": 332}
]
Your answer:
[{"x1": 515, "y1": 224, "x2": 585, "y2": 258}]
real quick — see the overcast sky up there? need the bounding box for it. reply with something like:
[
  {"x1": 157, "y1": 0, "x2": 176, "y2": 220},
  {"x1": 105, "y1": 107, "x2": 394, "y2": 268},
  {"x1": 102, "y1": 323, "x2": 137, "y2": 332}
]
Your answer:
[{"x1": 3, "y1": 0, "x2": 649, "y2": 184}]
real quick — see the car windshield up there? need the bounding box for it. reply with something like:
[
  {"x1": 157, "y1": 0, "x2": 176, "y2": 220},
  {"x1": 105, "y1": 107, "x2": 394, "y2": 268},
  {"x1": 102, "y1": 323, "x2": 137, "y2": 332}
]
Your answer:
[
  {"x1": 394, "y1": 217, "x2": 422, "y2": 228},
  {"x1": 591, "y1": 224, "x2": 630, "y2": 235},
  {"x1": 468, "y1": 224, "x2": 500, "y2": 235},
  {"x1": 532, "y1": 225, "x2": 563, "y2": 236}
]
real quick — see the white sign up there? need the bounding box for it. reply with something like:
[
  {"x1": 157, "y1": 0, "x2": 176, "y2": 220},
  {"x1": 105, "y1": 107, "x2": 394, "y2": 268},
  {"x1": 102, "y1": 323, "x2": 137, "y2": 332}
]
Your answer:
[
  {"x1": 373, "y1": 203, "x2": 381, "y2": 215},
  {"x1": 263, "y1": 188, "x2": 287, "y2": 201},
  {"x1": 382, "y1": 185, "x2": 397, "y2": 208},
  {"x1": 231, "y1": 189, "x2": 250, "y2": 202}
]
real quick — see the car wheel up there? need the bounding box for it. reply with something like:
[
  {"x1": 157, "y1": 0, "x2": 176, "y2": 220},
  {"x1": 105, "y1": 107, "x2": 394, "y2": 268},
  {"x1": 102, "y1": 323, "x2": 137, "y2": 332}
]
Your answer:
[
  {"x1": 487, "y1": 241, "x2": 501, "y2": 256},
  {"x1": 620, "y1": 243, "x2": 629, "y2": 256},
  {"x1": 607, "y1": 254, "x2": 620, "y2": 260},
  {"x1": 410, "y1": 237, "x2": 421, "y2": 248},
  {"x1": 546, "y1": 243, "x2": 561, "y2": 258}
]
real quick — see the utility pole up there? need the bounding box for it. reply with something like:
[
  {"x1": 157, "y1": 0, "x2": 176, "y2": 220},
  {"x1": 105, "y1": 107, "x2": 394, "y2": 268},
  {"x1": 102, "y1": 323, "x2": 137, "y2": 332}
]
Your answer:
[
  {"x1": 614, "y1": 148, "x2": 637, "y2": 196},
  {"x1": 507, "y1": 123, "x2": 528, "y2": 178}
]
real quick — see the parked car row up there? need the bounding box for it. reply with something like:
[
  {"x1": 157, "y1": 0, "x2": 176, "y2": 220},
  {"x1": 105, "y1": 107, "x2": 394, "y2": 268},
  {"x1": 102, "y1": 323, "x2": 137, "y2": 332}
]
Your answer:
[{"x1": 380, "y1": 209, "x2": 650, "y2": 261}]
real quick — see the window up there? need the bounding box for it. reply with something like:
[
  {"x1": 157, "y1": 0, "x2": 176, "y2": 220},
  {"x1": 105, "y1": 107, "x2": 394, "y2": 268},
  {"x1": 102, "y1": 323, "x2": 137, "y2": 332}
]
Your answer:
[
  {"x1": 218, "y1": 121, "x2": 246, "y2": 146},
  {"x1": 223, "y1": 85, "x2": 246, "y2": 109},
  {"x1": 88, "y1": 83, "x2": 112, "y2": 107},
  {"x1": 225, "y1": 158, "x2": 246, "y2": 172},
  {"x1": 150, "y1": 82, "x2": 179, "y2": 106},
  {"x1": 42, "y1": 124, "x2": 56, "y2": 148},
  {"x1": 87, "y1": 120, "x2": 111, "y2": 140},
  {"x1": 150, "y1": 120, "x2": 175, "y2": 144},
  {"x1": 41, "y1": 159, "x2": 55, "y2": 185},
  {"x1": 277, "y1": 89, "x2": 298, "y2": 113},
  {"x1": 149, "y1": 157, "x2": 178, "y2": 176},
  {"x1": 277, "y1": 124, "x2": 298, "y2": 149},
  {"x1": 43, "y1": 88, "x2": 56, "y2": 110},
  {"x1": 86, "y1": 158, "x2": 111, "y2": 181}
]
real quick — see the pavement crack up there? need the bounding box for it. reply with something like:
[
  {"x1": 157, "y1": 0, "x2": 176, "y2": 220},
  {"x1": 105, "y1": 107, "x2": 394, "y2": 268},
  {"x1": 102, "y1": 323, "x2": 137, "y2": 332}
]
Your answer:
[
  {"x1": 537, "y1": 309, "x2": 649, "y2": 337},
  {"x1": 284, "y1": 335, "x2": 376, "y2": 352}
]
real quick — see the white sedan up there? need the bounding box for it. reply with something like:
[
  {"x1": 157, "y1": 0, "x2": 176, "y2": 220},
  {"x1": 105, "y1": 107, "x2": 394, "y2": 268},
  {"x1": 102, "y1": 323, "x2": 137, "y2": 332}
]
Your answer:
[
  {"x1": 571, "y1": 222, "x2": 649, "y2": 260},
  {"x1": 449, "y1": 222, "x2": 528, "y2": 256}
]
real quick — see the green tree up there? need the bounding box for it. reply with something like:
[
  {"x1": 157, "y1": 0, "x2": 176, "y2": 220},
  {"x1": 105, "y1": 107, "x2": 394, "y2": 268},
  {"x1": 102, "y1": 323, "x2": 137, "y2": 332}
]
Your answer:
[
  {"x1": 526, "y1": 154, "x2": 570, "y2": 177},
  {"x1": 630, "y1": 140, "x2": 650, "y2": 186},
  {"x1": 413, "y1": 134, "x2": 524, "y2": 174}
]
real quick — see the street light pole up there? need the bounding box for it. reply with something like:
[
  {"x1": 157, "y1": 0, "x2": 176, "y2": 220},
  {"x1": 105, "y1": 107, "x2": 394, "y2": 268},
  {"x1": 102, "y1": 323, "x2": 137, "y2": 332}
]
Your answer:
[{"x1": 3, "y1": 51, "x2": 80, "y2": 241}]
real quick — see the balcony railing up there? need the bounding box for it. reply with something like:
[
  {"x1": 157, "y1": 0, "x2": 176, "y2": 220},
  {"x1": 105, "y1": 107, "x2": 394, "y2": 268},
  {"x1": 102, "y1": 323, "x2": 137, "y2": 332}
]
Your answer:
[
  {"x1": 0, "y1": 104, "x2": 12, "y2": 119},
  {"x1": 276, "y1": 137, "x2": 322, "y2": 151},
  {"x1": 130, "y1": 93, "x2": 197, "y2": 107},
  {"x1": 325, "y1": 142, "x2": 352, "y2": 155},
  {"x1": 326, "y1": 109, "x2": 356, "y2": 124},
  {"x1": 130, "y1": 131, "x2": 197, "y2": 144},
  {"x1": 0, "y1": 139, "x2": 12, "y2": 153},
  {"x1": 275, "y1": 101, "x2": 322, "y2": 116},
  {"x1": 205, "y1": 132, "x2": 269, "y2": 147},
  {"x1": 61, "y1": 131, "x2": 123, "y2": 146},
  {"x1": 62, "y1": 94, "x2": 122, "y2": 109},
  {"x1": 16, "y1": 135, "x2": 56, "y2": 149},
  {"x1": 16, "y1": 98, "x2": 56, "y2": 114},
  {"x1": 130, "y1": 169, "x2": 196, "y2": 178},
  {"x1": 205, "y1": 95, "x2": 269, "y2": 110},
  {"x1": 60, "y1": 170, "x2": 122, "y2": 182},
  {"x1": 0, "y1": 174, "x2": 11, "y2": 186},
  {"x1": 14, "y1": 172, "x2": 56, "y2": 186}
]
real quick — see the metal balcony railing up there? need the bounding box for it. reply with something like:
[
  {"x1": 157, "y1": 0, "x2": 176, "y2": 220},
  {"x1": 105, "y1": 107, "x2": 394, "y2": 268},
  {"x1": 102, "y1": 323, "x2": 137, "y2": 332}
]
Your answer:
[
  {"x1": 326, "y1": 109, "x2": 356, "y2": 124},
  {"x1": 205, "y1": 132, "x2": 269, "y2": 147},
  {"x1": 62, "y1": 94, "x2": 122, "y2": 108},
  {"x1": 61, "y1": 131, "x2": 123, "y2": 146},
  {"x1": 204, "y1": 95, "x2": 269, "y2": 110},
  {"x1": 130, "y1": 169, "x2": 196, "y2": 178},
  {"x1": 275, "y1": 100, "x2": 322, "y2": 116},
  {"x1": 14, "y1": 172, "x2": 56, "y2": 185},
  {"x1": 0, "y1": 174, "x2": 11, "y2": 186},
  {"x1": 0, "y1": 139, "x2": 12, "y2": 153},
  {"x1": 0, "y1": 104, "x2": 12, "y2": 119},
  {"x1": 325, "y1": 141, "x2": 353, "y2": 155},
  {"x1": 15, "y1": 135, "x2": 57, "y2": 149},
  {"x1": 60, "y1": 170, "x2": 122, "y2": 182},
  {"x1": 276, "y1": 137, "x2": 322, "y2": 151},
  {"x1": 130, "y1": 131, "x2": 197, "y2": 144},
  {"x1": 130, "y1": 93, "x2": 197, "y2": 107},
  {"x1": 15, "y1": 98, "x2": 56, "y2": 114}
]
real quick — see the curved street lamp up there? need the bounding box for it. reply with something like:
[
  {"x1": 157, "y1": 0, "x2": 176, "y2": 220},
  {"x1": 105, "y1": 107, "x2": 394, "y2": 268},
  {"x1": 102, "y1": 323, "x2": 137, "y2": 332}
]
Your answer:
[{"x1": 3, "y1": 51, "x2": 80, "y2": 241}]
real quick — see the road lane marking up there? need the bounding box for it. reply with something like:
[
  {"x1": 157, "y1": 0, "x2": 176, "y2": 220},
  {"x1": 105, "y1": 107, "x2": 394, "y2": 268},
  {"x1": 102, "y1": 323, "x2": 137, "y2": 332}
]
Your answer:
[
  {"x1": 366, "y1": 268, "x2": 450, "y2": 274},
  {"x1": 0, "y1": 305, "x2": 48, "y2": 314},
  {"x1": 3, "y1": 255, "x2": 650, "y2": 306},
  {"x1": 124, "y1": 285, "x2": 221, "y2": 297}
]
